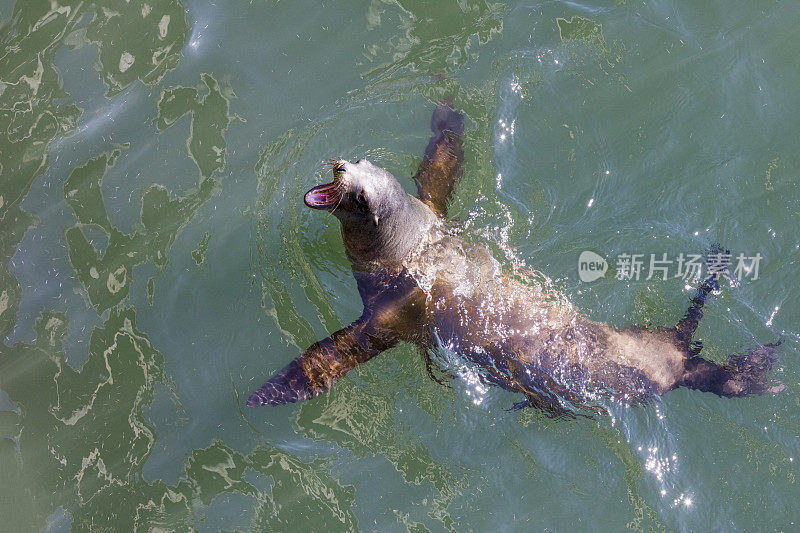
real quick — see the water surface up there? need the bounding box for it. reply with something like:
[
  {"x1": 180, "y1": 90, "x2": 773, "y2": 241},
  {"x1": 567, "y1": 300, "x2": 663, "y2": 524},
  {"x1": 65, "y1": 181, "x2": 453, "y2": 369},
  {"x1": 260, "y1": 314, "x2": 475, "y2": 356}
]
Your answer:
[{"x1": 1, "y1": 1, "x2": 799, "y2": 531}]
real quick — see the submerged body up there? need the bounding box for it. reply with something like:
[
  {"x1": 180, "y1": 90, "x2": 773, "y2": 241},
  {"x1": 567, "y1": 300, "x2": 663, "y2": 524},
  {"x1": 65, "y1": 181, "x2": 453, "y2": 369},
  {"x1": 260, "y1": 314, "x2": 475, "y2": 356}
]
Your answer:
[
  {"x1": 405, "y1": 230, "x2": 686, "y2": 403},
  {"x1": 247, "y1": 103, "x2": 778, "y2": 412}
]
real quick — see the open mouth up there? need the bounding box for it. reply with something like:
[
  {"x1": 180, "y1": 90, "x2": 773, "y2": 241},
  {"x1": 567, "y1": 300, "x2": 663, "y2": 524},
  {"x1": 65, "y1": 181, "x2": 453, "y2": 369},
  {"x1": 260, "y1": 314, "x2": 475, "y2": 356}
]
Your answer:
[
  {"x1": 305, "y1": 160, "x2": 346, "y2": 210},
  {"x1": 304, "y1": 181, "x2": 340, "y2": 210}
]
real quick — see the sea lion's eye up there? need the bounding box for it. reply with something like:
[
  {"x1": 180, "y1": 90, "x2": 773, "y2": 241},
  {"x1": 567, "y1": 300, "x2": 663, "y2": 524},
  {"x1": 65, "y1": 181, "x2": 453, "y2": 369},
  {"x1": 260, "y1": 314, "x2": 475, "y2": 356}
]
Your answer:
[
  {"x1": 356, "y1": 191, "x2": 367, "y2": 206},
  {"x1": 355, "y1": 159, "x2": 363, "y2": 164}
]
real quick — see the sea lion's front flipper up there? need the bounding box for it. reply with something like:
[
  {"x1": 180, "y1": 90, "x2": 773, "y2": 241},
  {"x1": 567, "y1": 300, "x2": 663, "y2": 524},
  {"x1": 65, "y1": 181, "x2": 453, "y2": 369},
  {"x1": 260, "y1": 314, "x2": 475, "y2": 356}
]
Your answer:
[
  {"x1": 413, "y1": 102, "x2": 464, "y2": 217},
  {"x1": 246, "y1": 313, "x2": 399, "y2": 407}
]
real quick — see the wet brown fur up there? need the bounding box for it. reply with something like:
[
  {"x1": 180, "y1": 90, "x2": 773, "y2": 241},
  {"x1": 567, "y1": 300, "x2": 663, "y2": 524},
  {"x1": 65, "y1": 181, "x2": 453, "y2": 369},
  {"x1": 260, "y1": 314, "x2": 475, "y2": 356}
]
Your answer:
[{"x1": 247, "y1": 103, "x2": 780, "y2": 412}]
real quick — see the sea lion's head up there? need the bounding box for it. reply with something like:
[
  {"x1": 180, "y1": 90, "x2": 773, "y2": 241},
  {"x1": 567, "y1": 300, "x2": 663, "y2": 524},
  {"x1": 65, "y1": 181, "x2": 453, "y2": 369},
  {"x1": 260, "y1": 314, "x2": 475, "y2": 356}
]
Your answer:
[{"x1": 305, "y1": 159, "x2": 433, "y2": 266}]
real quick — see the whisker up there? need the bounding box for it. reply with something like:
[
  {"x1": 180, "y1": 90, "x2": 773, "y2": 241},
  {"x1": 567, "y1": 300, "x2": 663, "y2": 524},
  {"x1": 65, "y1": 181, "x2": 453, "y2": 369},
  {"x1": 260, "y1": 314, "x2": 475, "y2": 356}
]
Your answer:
[{"x1": 330, "y1": 180, "x2": 346, "y2": 215}]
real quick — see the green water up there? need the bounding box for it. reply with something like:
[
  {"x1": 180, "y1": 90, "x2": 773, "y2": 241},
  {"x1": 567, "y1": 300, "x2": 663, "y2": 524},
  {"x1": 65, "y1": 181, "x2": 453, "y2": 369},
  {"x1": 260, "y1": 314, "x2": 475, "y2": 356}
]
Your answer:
[{"x1": 1, "y1": 0, "x2": 799, "y2": 531}]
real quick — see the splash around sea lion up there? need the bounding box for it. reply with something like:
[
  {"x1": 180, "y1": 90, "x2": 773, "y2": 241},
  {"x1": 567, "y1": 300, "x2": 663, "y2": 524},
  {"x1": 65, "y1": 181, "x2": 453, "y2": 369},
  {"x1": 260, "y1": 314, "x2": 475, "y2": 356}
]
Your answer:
[{"x1": 247, "y1": 102, "x2": 781, "y2": 415}]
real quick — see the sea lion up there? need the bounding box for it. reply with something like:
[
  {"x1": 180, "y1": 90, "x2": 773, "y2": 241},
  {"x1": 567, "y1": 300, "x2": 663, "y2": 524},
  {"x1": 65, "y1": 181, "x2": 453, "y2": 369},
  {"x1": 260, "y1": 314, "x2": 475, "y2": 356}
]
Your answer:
[{"x1": 247, "y1": 103, "x2": 780, "y2": 414}]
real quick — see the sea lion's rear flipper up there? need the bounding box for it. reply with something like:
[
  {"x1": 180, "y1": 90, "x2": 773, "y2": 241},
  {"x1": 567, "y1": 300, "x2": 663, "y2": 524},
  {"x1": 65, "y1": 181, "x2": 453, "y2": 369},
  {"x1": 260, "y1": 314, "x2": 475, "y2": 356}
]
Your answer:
[
  {"x1": 246, "y1": 314, "x2": 398, "y2": 407},
  {"x1": 679, "y1": 343, "x2": 783, "y2": 397},
  {"x1": 674, "y1": 276, "x2": 718, "y2": 353},
  {"x1": 413, "y1": 102, "x2": 464, "y2": 217},
  {"x1": 674, "y1": 244, "x2": 730, "y2": 352}
]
